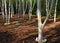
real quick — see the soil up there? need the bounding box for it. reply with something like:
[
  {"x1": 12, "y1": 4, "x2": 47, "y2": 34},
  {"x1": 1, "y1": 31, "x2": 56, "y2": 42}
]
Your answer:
[{"x1": 0, "y1": 14, "x2": 60, "y2": 43}]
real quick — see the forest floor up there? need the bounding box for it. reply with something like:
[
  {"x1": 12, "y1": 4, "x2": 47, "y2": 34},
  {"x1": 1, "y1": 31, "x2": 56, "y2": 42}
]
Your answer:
[{"x1": 0, "y1": 14, "x2": 60, "y2": 43}]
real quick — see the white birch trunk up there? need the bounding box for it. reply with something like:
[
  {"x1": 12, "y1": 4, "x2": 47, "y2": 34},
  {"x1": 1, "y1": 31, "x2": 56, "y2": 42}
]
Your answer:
[
  {"x1": 36, "y1": 0, "x2": 43, "y2": 43},
  {"x1": 4, "y1": 0, "x2": 8, "y2": 23},
  {"x1": 22, "y1": 0, "x2": 27, "y2": 19},
  {"x1": 18, "y1": 0, "x2": 20, "y2": 17},
  {"x1": 2, "y1": 0, "x2": 5, "y2": 21},
  {"x1": 8, "y1": 0, "x2": 11, "y2": 23},
  {"x1": 50, "y1": 0, "x2": 54, "y2": 16},
  {"x1": 11, "y1": 1, "x2": 14, "y2": 18},
  {"x1": 29, "y1": 0, "x2": 32, "y2": 21},
  {"x1": 22, "y1": 0, "x2": 25, "y2": 18},
  {"x1": 54, "y1": 0, "x2": 58, "y2": 23},
  {"x1": 18, "y1": 0, "x2": 21, "y2": 17},
  {"x1": 36, "y1": 0, "x2": 54, "y2": 43},
  {"x1": 28, "y1": 0, "x2": 36, "y2": 21},
  {"x1": 32, "y1": 0, "x2": 36, "y2": 9},
  {"x1": 16, "y1": 0, "x2": 18, "y2": 14},
  {"x1": 43, "y1": 0, "x2": 54, "y2": 26}
]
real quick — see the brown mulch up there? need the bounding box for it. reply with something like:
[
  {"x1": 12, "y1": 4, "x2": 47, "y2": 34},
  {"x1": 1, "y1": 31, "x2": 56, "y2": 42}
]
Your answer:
[{"x1": 0, "y1": 15, "x2": 60, "y2": 43}]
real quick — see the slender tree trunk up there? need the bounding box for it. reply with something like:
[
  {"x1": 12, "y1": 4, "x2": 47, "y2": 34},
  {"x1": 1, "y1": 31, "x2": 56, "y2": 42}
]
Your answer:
[
  {"x1": 22, "y1": 0, "x2": 25, "y2": 18},
  {"x1": 22, "y1": 0, "x2": 27, "y2": 19},
  {"x1": 46, "y1": 0, "x2": 48, "y2": 16},
  {"x1": 29, "y1": 0, "x2": 36, "y2": 21},
  {"x1": 47, "y1": 0, "x2": 50, "y2": 10},
  {"x1": 50, "y1": 0, "x2": 54, "y2": 11},
  {"x1": 16, "y1": 0, "x2": 18, "y2": 14},
  {"x1": 36, "y1": 0, "x2": 43, "y2": 43},
  {"x1": 43, "y1": 0, "x2": 54, "y2": 26},
  {"x1": 50, "y1": 0, "x2": 54, "y2": 16},
  {"x1": 11, "y1": 1, "x2": 14, "y2": 18},
  {"x1": 18, "y1": 0, "x2": 20, "y2": 17},
  {"x1": 8, "y1": 0, "x2": 11, "y2": 23},
  {"x1": 29, "y1": 0, "x2": 32, "y2": 21},
  {"x1": 36, "y1": 0, "x2": 54, "y2": 43},
  {"x1": 18, "y1": 0, "x2": 21, "y2": 17},
  {"x1": 32, "y1": 0, "x2": 36, "y2": 9},
  {"x1": 4, "y1": 0, "x2": 8, "y2": 24},
  {"x1": 2, "y1": 0, "x2": 5, "y2": 21},
  {"x1": 54, "y1": 0, "x2": 58, "y2": 23}
]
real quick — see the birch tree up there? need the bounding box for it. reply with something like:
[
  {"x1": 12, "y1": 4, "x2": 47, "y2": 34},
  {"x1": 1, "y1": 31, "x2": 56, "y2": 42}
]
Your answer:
[
  {"x1": 46, "y1": 0, "x2": 54, "y2": 16},
  {"x1": 50, "y1": 0, "x2": 54, "y2": 16},
  {"x1": 36, "y1": 0, "x2": 54, "y2": 43},
  {"x1": 4, "y1": 0, "x2": 11, "y2": 25},
  {"x1": 36, "y1": 0, "x2": 43, "y2": 43},
  {"x1": 18, "y1": 0, "x2": 20, "y2": 17},
  {"x1": 29, "y1": 0, "x2": 32, "y2": 21},
  {"x1": 11, "y1": 0, "x2": 14, "y2": 18},
  {"x1": 4, "y1": 0, "x2": 8, "y2": 25},
  {"x1": 28, "y1": 0, "x2": 36, "y2": 21},
  {"x1": 2, "y1": 0, "x2": 5, "y2": 21},
  {"x1": 18, "y1": 0, "x2": 22, "y2": 17},
  {"x1": 22, "y1": 0, "x2": 27, "y2": 19},
  {"x1": 8, "y1": 0, "x2": 11, "y2": 24},
  {"x1": 54, "y1": 0, "x2": 58, "y2": 23},
  {"x1": 16, "y1": 0, "x2": 18, "y2": 14}
]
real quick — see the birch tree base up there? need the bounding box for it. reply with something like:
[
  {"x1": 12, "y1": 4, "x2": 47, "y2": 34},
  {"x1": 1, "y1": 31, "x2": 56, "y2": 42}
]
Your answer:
[
  {"x1": 36, "y1": 37, "x2": 47, "y2": 43},
  {"x1": 4, "y1": 22, "x2": 10, "y2": 25}
]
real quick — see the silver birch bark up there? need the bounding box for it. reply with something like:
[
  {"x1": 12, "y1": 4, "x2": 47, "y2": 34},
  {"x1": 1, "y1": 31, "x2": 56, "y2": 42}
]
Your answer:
[
  {"x1": 1, "y1": 0, "x2": 4, "y2": 18},
  {"x1": 18, "y1": 0, "x2": 20, "y2": 17},
  {"x1": 50, "y1": 0, "x2": 54, "y2": 16},
  {"x1": 22, "y1": 0, "x2": 27, "y2": 19},
  {"x1": 36, "y1": 0, "x2": 43, "y2": 43},
  {"x1": 11, "y1": 1, "x2": 14, "y2": 18},
  {"x1": 8, "y1": 0, "x2": 11, "y2": 23},
  {"x1": 36, "y1": 0, "x2": 48, "y2": 42},
  {"x1": 32, "y1": 0, "x2": 36, "y2": 9},
  {"x1": 29, "y1": 0, "x2": 32, "y2": 21},
  {"x1": 16, "y1": 0, "x2": 18, "y2": 14},
  {"x1": 50, "y1": 0, "x2": 54, "y2": 11},
  {"x1": 54, "y1": 0, "x2": 58, "y2": 23},
  {"x1": 36, "y1": 0, "x2": 54, "y2": 43},
  {"x1": 4, "y1": 0, "x2": 8, "y2": 24},
  {"x1": 22, "y1": 0, "x2": 25, "y2": 18},
  {"x1": 18, "y1": 0, "x2": 21, "y2": 17},
  {"x1": 29, "y1": 0, "x2": 36, "y2": 21},
  {"x1": 43, "y1": 0, "x2": 54, "y2": 27}
]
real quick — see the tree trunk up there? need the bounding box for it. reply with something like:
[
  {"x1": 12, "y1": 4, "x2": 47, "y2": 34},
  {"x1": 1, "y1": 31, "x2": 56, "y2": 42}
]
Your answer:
[
  {"x1": 22, "y1": 0, "x2": 27, "y2": 19},
  {"x1": 4, "y1": 0, "x2": 8, "y2": 23},
  {"x1": 36, "y1": 0, "x2": 54, "y2": 43},
  {"x1": 11, "y1": 1, "x2": 14, "y2": 18},
  {"x1": 36, "y1": 0, "x2": 43, "y2": 43},
  {"x1": 16, "y1": 0, "x2": 18, "y2": 14},
  {"x1": 29, "y1": 0, "x2": 32, "y2": 21},
  {"x1": 54, "y1": 0, "x2": 58, "y2": 23},
  {"x1": 22, "y1": 0, "x2": 25, "y2": 18},
  {"x1": 2, "y1": 0, "x2": 5, "y2": 21},
  {"x1": 8, "y1": 0, "x2": 11, "y2": 23}
]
